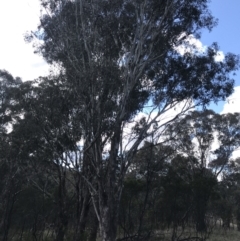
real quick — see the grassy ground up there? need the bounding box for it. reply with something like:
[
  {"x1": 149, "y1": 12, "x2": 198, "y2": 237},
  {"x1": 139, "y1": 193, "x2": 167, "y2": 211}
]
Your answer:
[
  {"x1": 152, "y1": 225, "x2": 240, "y2": 241},
  {"x1": 7, "y1": 226, "x2": 240, "y2": 241},
  {"x1": 208, "y1": 228, "x2": 240, "y2": 241}
]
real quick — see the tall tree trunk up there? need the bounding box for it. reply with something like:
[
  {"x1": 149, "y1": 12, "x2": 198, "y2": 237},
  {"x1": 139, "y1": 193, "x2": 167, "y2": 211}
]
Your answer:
[
  {"x1": 98, "y1": 171, "x2": 121, "y2": 241},
  {"x1": 236, "y1": 207, "x2": 240, "y2": 231},
  {"x1": 98, "y1": 127, "x2": 122, "y2": 241},
  {"x1": 74, "y1": 144, "x2": 95, "y2": 240},
  {"x1": 1, "y1": 197, "x2": 15, "y2": 241},
  {"x1": 100, "y1": 203, "x2": 118, "y2": 241},
  {"x1": 75, "y1": 191, "x2": 91, "y2": 241},
  {"x1": 55, "y1": 171, "x2": 68, "y2": 241},
  {"x1": 88, "y1": 213, "x2": 99, "y2": 241},
  {"x1": 0, "y1": 175, "x2": 17, "y2": 241},
  {"x1": 55, "y1": 202, "x2": 68, "y2": 241}
]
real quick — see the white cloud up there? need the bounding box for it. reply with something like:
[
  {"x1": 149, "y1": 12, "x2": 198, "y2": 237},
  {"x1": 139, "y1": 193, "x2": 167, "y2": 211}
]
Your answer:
[
  {"x1": 231, "y1": 149, "x2": 240, "y2": 160},
  {"x1": 175, "y1": 34, "x2": 207, "y2": 55},
  {"x1": 175, "y1": 34, "x2": 225, "y2": 62},
  {"x1": 220, "y1": 86, "x2": 240, "y2": 159},
  {"x1": 121, "y1": 99, "x2": 194, "y2": 152},
  {"x1": 0, "y1": 0, "x2": 49, "y2": 81},
  {"x1": 221, "y1": 86, "x2": 240, "y2": 114},
  {"x1": 214, "y1": 50, "x2": 225, "y2": 62}
]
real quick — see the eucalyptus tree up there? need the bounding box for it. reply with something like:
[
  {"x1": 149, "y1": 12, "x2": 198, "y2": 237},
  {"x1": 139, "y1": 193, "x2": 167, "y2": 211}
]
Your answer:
[
  {"x1": 0, "y1": 70, "x2": 23, "y2": 240},
  {"x1": 218, "y1": 159, "x2": 240, "y2": 230},
  {"x1": 161, "y1": 155, "x2": 217, "y2": 239},
  {"x1": 11, "y1": 76, "x2": 86, "y2": 241},
  {"x1": 119, "y1": 142, "x2": 174, "y2": 240},
  {"x1": 166, "y1": 110, "x2": 240, "y2": 175},
  {"x1": 210, "y1": 113, "x2": 240, "y2": 175},
  {"x1": 26, "y1": 0, "x2": 239, "y2": 240},
  {"x1": 166, "y1": 110, "x2": 240, "y2": 232}
]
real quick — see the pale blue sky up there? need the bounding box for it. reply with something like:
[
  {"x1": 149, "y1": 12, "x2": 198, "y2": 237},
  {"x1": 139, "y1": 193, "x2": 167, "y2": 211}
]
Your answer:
[{"x1": 201, "y1": 0, "x2": 240, "y2": 113}]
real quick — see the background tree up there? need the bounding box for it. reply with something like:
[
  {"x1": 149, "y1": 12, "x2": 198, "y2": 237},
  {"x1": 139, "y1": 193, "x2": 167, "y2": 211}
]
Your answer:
[
  {"x1": 11, "y1": 76, "x2": 84, "y2": 241},
  {"x1": 216, "y1": 159, "x2": 240, "y2": 231},
  {"x1": 166, "y1": 110, "x2": 240, "y2": 234},
  {"x1": 119, "y1": 142, "x2": 173, "y2": 240},
  {"x1": 0, "y1": 70, "x2": 23, "y2": 241}
]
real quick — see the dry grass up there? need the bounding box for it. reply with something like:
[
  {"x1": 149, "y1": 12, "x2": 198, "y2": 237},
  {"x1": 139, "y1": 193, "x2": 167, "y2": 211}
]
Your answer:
[
  {"x1": 6, "y1": 226, "x2": 240, "y2": 241},
  {"x1": 152, "y1": 225, "x2": 240, "y2": 241},
  {"x1": 208, "y1": 228, "x2": 240, "y2": 241}
]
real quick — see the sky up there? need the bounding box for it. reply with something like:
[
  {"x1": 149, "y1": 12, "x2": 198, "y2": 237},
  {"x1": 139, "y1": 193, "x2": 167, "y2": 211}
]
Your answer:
[
  {"x1": 0, "y1": 0, "x2": 49, "y2": 81},
  {"x1": 0, "y1": 0, "x2": 240, "y2": 114},
  {"x1": 200, "y1": 0, "x2": 240, "y2": 113}
]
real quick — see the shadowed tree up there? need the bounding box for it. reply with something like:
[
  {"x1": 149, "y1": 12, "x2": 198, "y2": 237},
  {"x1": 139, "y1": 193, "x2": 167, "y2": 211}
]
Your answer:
[
  {"x1": 25, "y1": 1, "x2": 239, "y2": 240},
  {"x1": 166, "y1": 110, "x2": 240, "y2": 233},
  {"x1": 0, "y1": 70, "x2": 23, "y2": 241}
]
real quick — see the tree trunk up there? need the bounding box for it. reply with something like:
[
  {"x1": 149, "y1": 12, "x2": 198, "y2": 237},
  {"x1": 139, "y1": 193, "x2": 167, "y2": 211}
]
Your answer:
[
  {"x1": 75, "y1": 193, "x2": 91, "y2": 241},
  {"x1": 98, "y1": 180, "x2": 122, "y2": 241},
  {"x1": 55, "y1": 206, "x2": 68, "y2": 241},
  {"x1": 237, "y1": 207, "x2": 240, "y2": 231},
  {"x1": 88, "y1": 213, "x2": 99, "y2": 241},
  {"x1": 74, "y1": 144, "x2": 95, "y2": 240},
  {"x1": 0, "y1": 178, "x2": 17, "y2": 241},
  {"x1": 98, "y1": 128, "x2": 122, "y2": 241},
  {"x1": 100, "y1": 206, "x2": 118, "y2": 241},
  {"x1": 55, "y1": 171, "x2": 68, "y2": 241}
]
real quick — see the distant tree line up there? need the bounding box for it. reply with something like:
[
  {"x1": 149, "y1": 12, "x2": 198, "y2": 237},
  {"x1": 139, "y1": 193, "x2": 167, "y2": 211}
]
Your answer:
[{"x1": 1, "y1": 73, "x2": 240, "y2": 241}]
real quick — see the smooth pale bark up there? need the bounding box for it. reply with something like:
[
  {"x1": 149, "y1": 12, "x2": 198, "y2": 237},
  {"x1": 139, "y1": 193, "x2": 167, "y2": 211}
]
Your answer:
[
  {"x1": 98, "y1": 127, "x2": 122, "y2": 241},
  {"x1": 99, "y1": 198, "x2": 119, "y2": 241}
]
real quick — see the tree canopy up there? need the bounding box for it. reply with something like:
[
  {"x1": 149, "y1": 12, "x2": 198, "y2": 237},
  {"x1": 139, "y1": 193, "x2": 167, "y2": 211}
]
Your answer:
[{"x1": 1, "y1": 1, "x2": 240, "y2": 241}]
